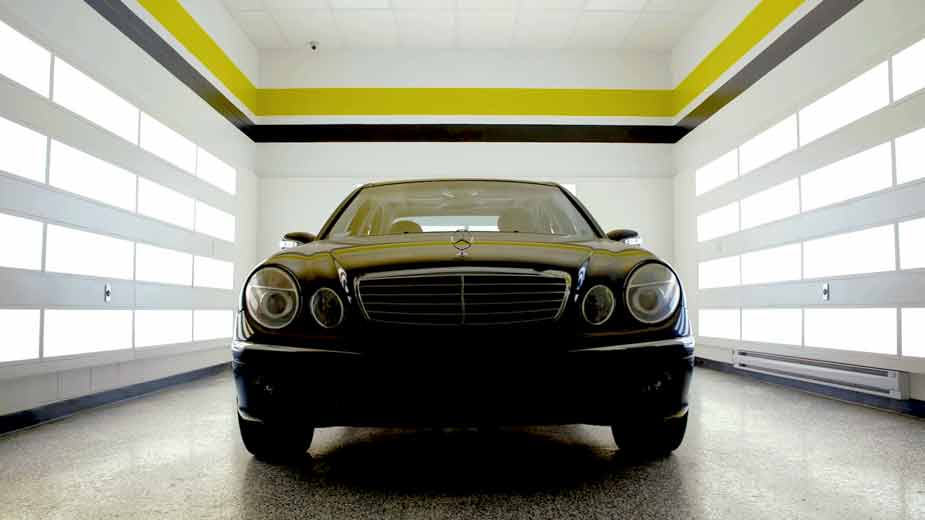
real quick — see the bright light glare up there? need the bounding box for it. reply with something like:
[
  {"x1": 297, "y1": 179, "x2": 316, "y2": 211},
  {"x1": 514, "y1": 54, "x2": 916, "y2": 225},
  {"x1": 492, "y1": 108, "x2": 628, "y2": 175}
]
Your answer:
[
  {"x1": 800, "y1": 143, "x2": 892, "y2": 212},
  {"x1": 140, "y1": 113, "x2": 196, "y2": 174},
  {"x1": 895, "y1": 127, "x2": 925, "y2": 185},
  {"x1": 698, "y1": 309, "x2": 740, "y2": 339},
  {"x1": 196, "y1": 148, "x2": 236, "y2": 194},
  {"x1": 740, "y1": 179, "x2": 799, "y2": 229},
  {"x1": 804, "y1": 308, "x2": 896, "y2": 354},
  {"x1": 49, "y1": 140, "x2": 137, "y2": 212},
  {"x1": 0, "y1": 212, "x2": 43, "y2": 270},
  {"x1": 696, "y1": 149, "x2": 738, "y2": 195},
  {"x1": 0, "y1": 309, "x2": 40, "y2": 362},
  {"x1": 741, "y1": 308, "x2": 802, "y2": 345},
  {"x1": 44, "y1": 309, "x2": 133, "y2": 357},
  {"x1": 892, "y1": 37, "x2": 925, "y2": 101},
  {"x1": 135, "y1": 310, "x2": 192, "y2": 348},
  {"x1": 137, "y1": 178, "x2": 194, "y2": 229},
  {"x1": 739, "y1": 115, "x2": 797, "y2": 174},
  {"x1": 194, "y1": 256, "x2": 234, "y2": 290},
  {"x1": 0, "y1": 19, "x2": 50, "y2": 97},
  {"x1": 899, "y1": 218, "x2": 925, "y2": 270},
  {"x1": 901, "y1": 308, "x2": 925, "y2": 358},
  {"x1": 697, "y1": 202, "x2": 739, "y2": 242},
  {"x1": 195, "y1": 202, "x2": 235, "y2": 242},
  {"x1": 799, "y1": 62, "x2": 889, "y2": 145},
  {"x1": 53, "y1": 59, "x2": 139, "y2": 143},
  {"x1": 0, "y1": 115, "x2": 47, "y2": 183},
  {"x1": 45, "y1": 225, "x2": 134, "y2": 280},
  {"x1": 194, "y1": 310, "x2": 232, "y2": 341},
  {"x1": 741, "y1": 243, "x2": 802, "y2": 285},
  {"x1": 803, "y1": 225, "x2": 895, "y2": 279},
  {"x1": 135, "y1": 243, "x2": 192, "y2": 286},
  {"x1": 698, "y1": 255, "x2": 740, "y2": 289}
]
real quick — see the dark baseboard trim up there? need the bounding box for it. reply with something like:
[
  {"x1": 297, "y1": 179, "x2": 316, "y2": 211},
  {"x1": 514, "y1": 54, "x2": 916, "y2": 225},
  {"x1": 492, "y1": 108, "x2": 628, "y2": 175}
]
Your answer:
[
  {"x1": 0, "y1": 363, "x2": 229, "y2": 436},
  {"x1": 695, "y1": 357, "x2": 925, "y2": 419}
]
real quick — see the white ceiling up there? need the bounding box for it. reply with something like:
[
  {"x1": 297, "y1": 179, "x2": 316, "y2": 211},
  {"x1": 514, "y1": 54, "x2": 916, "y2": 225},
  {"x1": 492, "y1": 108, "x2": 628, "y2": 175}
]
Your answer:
[{"x1": 221, "y1": 0, "x2": 718, "y2": 51}]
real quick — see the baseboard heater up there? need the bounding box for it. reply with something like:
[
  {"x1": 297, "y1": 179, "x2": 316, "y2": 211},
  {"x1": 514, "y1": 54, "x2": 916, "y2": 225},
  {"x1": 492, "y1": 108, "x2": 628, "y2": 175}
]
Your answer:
[{"x1": 732, "y1": 350, "x2": 909, "y2": 399}]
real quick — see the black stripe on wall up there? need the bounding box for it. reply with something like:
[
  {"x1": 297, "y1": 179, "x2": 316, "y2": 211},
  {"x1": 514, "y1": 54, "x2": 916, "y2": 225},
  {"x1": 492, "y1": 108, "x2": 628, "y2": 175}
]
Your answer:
[{"x1": 85, "y1": 0, "x2": 862, "y2": 143}]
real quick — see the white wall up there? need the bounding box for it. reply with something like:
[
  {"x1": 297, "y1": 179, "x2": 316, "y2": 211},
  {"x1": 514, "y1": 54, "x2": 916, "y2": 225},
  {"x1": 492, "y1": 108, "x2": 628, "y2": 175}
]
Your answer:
[
  {"x1": 256, "y1": 141, "x2": 675, "y2": 262},
  {"x1": 673, "y1": 0, "x2": 925, "y2": 397},
  {"x1": 0, "y1": 0, "x2": 258, "y2": 415}
]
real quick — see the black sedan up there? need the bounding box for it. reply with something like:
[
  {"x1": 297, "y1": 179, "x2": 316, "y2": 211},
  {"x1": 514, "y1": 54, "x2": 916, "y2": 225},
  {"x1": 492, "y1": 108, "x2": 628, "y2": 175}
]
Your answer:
[{"x1": 233, "y1": 179, "x2": 693, "y2": 460}]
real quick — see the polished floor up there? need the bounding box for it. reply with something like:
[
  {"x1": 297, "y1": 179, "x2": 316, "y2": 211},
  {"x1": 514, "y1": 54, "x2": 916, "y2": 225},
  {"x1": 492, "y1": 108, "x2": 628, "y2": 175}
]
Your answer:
[{"x1": 0, "y1": 367, "x2": 922, "y2": 519}]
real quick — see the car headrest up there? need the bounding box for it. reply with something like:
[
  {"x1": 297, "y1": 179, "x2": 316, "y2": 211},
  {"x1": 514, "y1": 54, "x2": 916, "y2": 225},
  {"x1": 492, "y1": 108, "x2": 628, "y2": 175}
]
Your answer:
[
  {"x1": 389, "y1": 220, "x2": 423, "y2": 234},
  {"x1": 497, "y1": 208, "x2": 537, "y2": 233}
]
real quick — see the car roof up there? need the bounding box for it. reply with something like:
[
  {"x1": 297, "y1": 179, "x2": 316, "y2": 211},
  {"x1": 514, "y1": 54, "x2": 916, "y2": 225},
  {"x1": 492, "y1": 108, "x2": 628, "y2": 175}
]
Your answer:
[{"x1": 358, "y1": 179, "x2": 561, "y2": 189}]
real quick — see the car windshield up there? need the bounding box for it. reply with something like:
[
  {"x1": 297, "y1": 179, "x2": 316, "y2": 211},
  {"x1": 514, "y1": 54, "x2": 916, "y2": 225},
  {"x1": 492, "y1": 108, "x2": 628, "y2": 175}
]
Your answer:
[{"x1": 325, "y1": 181, "x2": 598, "y2": 240}]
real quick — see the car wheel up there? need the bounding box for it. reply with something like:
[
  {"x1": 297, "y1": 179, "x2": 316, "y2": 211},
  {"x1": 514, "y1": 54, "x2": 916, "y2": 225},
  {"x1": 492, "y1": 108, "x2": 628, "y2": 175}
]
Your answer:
[
  {"x1": 238, "y1": 413, "x2": 313, "y2": 462},
  {"x1": 612, "y1": 411, "x2": 688, "y2": 458}
]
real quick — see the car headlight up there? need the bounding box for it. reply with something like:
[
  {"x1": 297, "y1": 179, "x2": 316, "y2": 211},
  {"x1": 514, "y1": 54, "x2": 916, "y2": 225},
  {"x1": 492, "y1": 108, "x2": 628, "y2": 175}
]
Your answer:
[
  {"x1": 582, "y1": 284, "x2": 615, "y2": 326},
  {"x1": 625, "y1": 262, "x2": 681, "y2": 324},
  {"x1": 244, "y1": 266, "x2": 301, "y2": 330},
  {"x1": 310, "y1": 287, "x2": 344, "y2": 328}
]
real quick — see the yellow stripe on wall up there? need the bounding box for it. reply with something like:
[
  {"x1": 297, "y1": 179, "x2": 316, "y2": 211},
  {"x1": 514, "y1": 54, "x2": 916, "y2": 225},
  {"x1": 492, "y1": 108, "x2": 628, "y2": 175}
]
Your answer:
[
  {"x1": 138, "y1": 0, "x2": 804, "y2": 118},
  {"x1": 258, "y1": 87, "x2": 674, "y2": 117}
]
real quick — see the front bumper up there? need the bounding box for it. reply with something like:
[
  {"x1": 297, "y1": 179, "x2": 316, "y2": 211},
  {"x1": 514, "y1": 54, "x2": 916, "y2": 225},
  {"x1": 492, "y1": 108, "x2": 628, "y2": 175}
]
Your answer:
[{"x1": 232, "y1": 338, "x2": 693, "y2": 427}]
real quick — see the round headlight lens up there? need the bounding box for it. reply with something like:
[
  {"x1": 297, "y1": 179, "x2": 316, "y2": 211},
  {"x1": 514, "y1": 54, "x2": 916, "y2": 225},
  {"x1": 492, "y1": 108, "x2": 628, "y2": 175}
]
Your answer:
[
  {"x1": 625, "y1": 262, "x2": 681, "y2": 324},
  {"x1": 245, "y1": 266, "x2": 301, "y2": 329},
  {"x1": 582, "y1": 285, "x2": 616, "y2": 326},
  {"x1": 310, "y1": 287, "x2": 344, "y2": 328}
]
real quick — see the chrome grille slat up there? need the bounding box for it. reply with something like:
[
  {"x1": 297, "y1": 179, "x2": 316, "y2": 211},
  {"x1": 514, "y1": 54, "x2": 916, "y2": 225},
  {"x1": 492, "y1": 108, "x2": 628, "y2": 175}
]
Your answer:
[{"x1": 356, "y1": 267, "x2": 570, "y2": 326}]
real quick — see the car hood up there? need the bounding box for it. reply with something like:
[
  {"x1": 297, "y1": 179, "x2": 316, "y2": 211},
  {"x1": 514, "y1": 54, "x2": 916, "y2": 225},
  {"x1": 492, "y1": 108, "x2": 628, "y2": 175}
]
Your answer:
[{"x1": 271, "y1": 233, "x2": 655, "y2": 276}]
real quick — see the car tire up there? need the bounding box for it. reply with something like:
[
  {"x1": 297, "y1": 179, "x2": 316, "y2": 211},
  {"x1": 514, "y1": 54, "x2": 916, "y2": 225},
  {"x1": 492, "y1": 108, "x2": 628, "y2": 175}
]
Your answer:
[
  {"x1": 238, "y1": 413, "x2": 313, "y2": 462},
  {"x1": 611, "y1": 411, "x2": 688, "y2": 458}
]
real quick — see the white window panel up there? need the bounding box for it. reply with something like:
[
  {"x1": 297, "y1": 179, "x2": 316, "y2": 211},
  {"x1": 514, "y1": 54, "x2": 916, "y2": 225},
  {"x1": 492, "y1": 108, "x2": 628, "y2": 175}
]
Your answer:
[
  {"x1": 135, "y1": 310, "x2": 192, "y2": 348},
  {"x1": 899, "y1": 218, "x2": 925, "y2": 270},
  {"x1": 194, "y1": 309, "x2": 232, "y2": 341},
  {"x1": 698, "y1": 309, "x2": 740, "y2": 340},
  {"x1": 0, "y1": 212, "x2": 43, "y2": 270},
  {"x1": 800, "y1": 142, "x2": 892, "y2": 212},
  {"x1": 892, "y1": 37, "x2": 925, "y2": 101},
  {"x1": 0, "y1": 309, "x2": 40, "y2": 363},
  {"x1": 194, "y1": 256, "x2": 234, "y2": 290},
  {"x1": 803, "y1": 225, "x2": 895, "y2": 279},
  {"x1": 901, "y1": 308, "x2": 925, "y2": 358},
  {"x1": 196, "y1": 148, "x2": 236, "y2": 194},
  {"x1": 895, "y1": 127, "x2": 925, "y2": 185},
  {"x1": 137, "y1": 178, "x2": 194, "y2": 229},
  {"x1": 698, "y1": 255, "x2": 740, "y2": 289},
  {"x1": 741, "y1": 308, "x2": 802, "y2": 345},
  {"x1": 696, "y1": 202, "x2": 738, "y2": 242},
  {"x1": 53, "y1": 59, "x2": 138, "y2": 143},
  {"x1": 741, "y1": 243, "x2": 802, "y2": 285},
  {"x1": 739, "y1": 115, "x2": 797, "y2": 174},
  {"x1": 740, "y1": 179, "x2": 800, "y2": 230},
  {"x1": 49, "y1": 141, "x2": 136, "y2": 212},
  {"x1": 44, "y1": 309, "x2": 133, "y2": 357},
  {"x1": 139, "y1": 113, "x2": 196, "y2": 173},
  {"x1": 0, "y1": 115, "x2": 46, "y2": 183},
  {"x1": 804, "y1": 308, "x2": 896, "y2": 355},
  {"x1": 135, "y1": 243, "x2": 192, "y2": 286},
  {"x1": 0, "y1": 19, "x2": 50, "y2": 97},
  {"x1": 799, "y1": 62, "x2": 890, "y2": 146},
  {"x1": 195, "y1": 202, "x2": 235, "y2": 242},
  {"x1": 695, "y1": 149, "x2": 738, "y2": 196},
  {"x1": 45, "y1": 225, "x2": 134, "y2": 280}
]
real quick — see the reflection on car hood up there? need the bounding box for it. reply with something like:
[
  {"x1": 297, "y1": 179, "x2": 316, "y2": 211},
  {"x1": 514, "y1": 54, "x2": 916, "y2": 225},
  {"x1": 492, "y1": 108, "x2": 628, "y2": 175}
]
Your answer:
[{"x1": 279, "y1": 233, "x2": 650, "y2": 273}]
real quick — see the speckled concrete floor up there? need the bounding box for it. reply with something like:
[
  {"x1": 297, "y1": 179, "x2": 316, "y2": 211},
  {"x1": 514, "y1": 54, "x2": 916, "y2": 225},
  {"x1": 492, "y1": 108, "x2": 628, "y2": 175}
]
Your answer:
[{"x1": 0, "y1": 367, "x2": 922, "y2": 519}]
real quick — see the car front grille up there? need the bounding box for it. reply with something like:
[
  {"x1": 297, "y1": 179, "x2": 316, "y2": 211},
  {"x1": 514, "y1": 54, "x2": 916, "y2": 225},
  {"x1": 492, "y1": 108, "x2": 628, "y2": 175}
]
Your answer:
[{"x1": 356, "y1": 267, "x2": 570, "y2": 326}]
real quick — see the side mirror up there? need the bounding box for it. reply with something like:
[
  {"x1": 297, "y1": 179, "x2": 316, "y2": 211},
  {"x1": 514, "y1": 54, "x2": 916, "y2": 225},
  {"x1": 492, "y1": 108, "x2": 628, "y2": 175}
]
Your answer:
[
  {"x1": 280, "y1": 231, "x2": 316, "y2": 250},
  {"x1": 607, "y1": 229, "x2": 642, "y2": 246}
]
